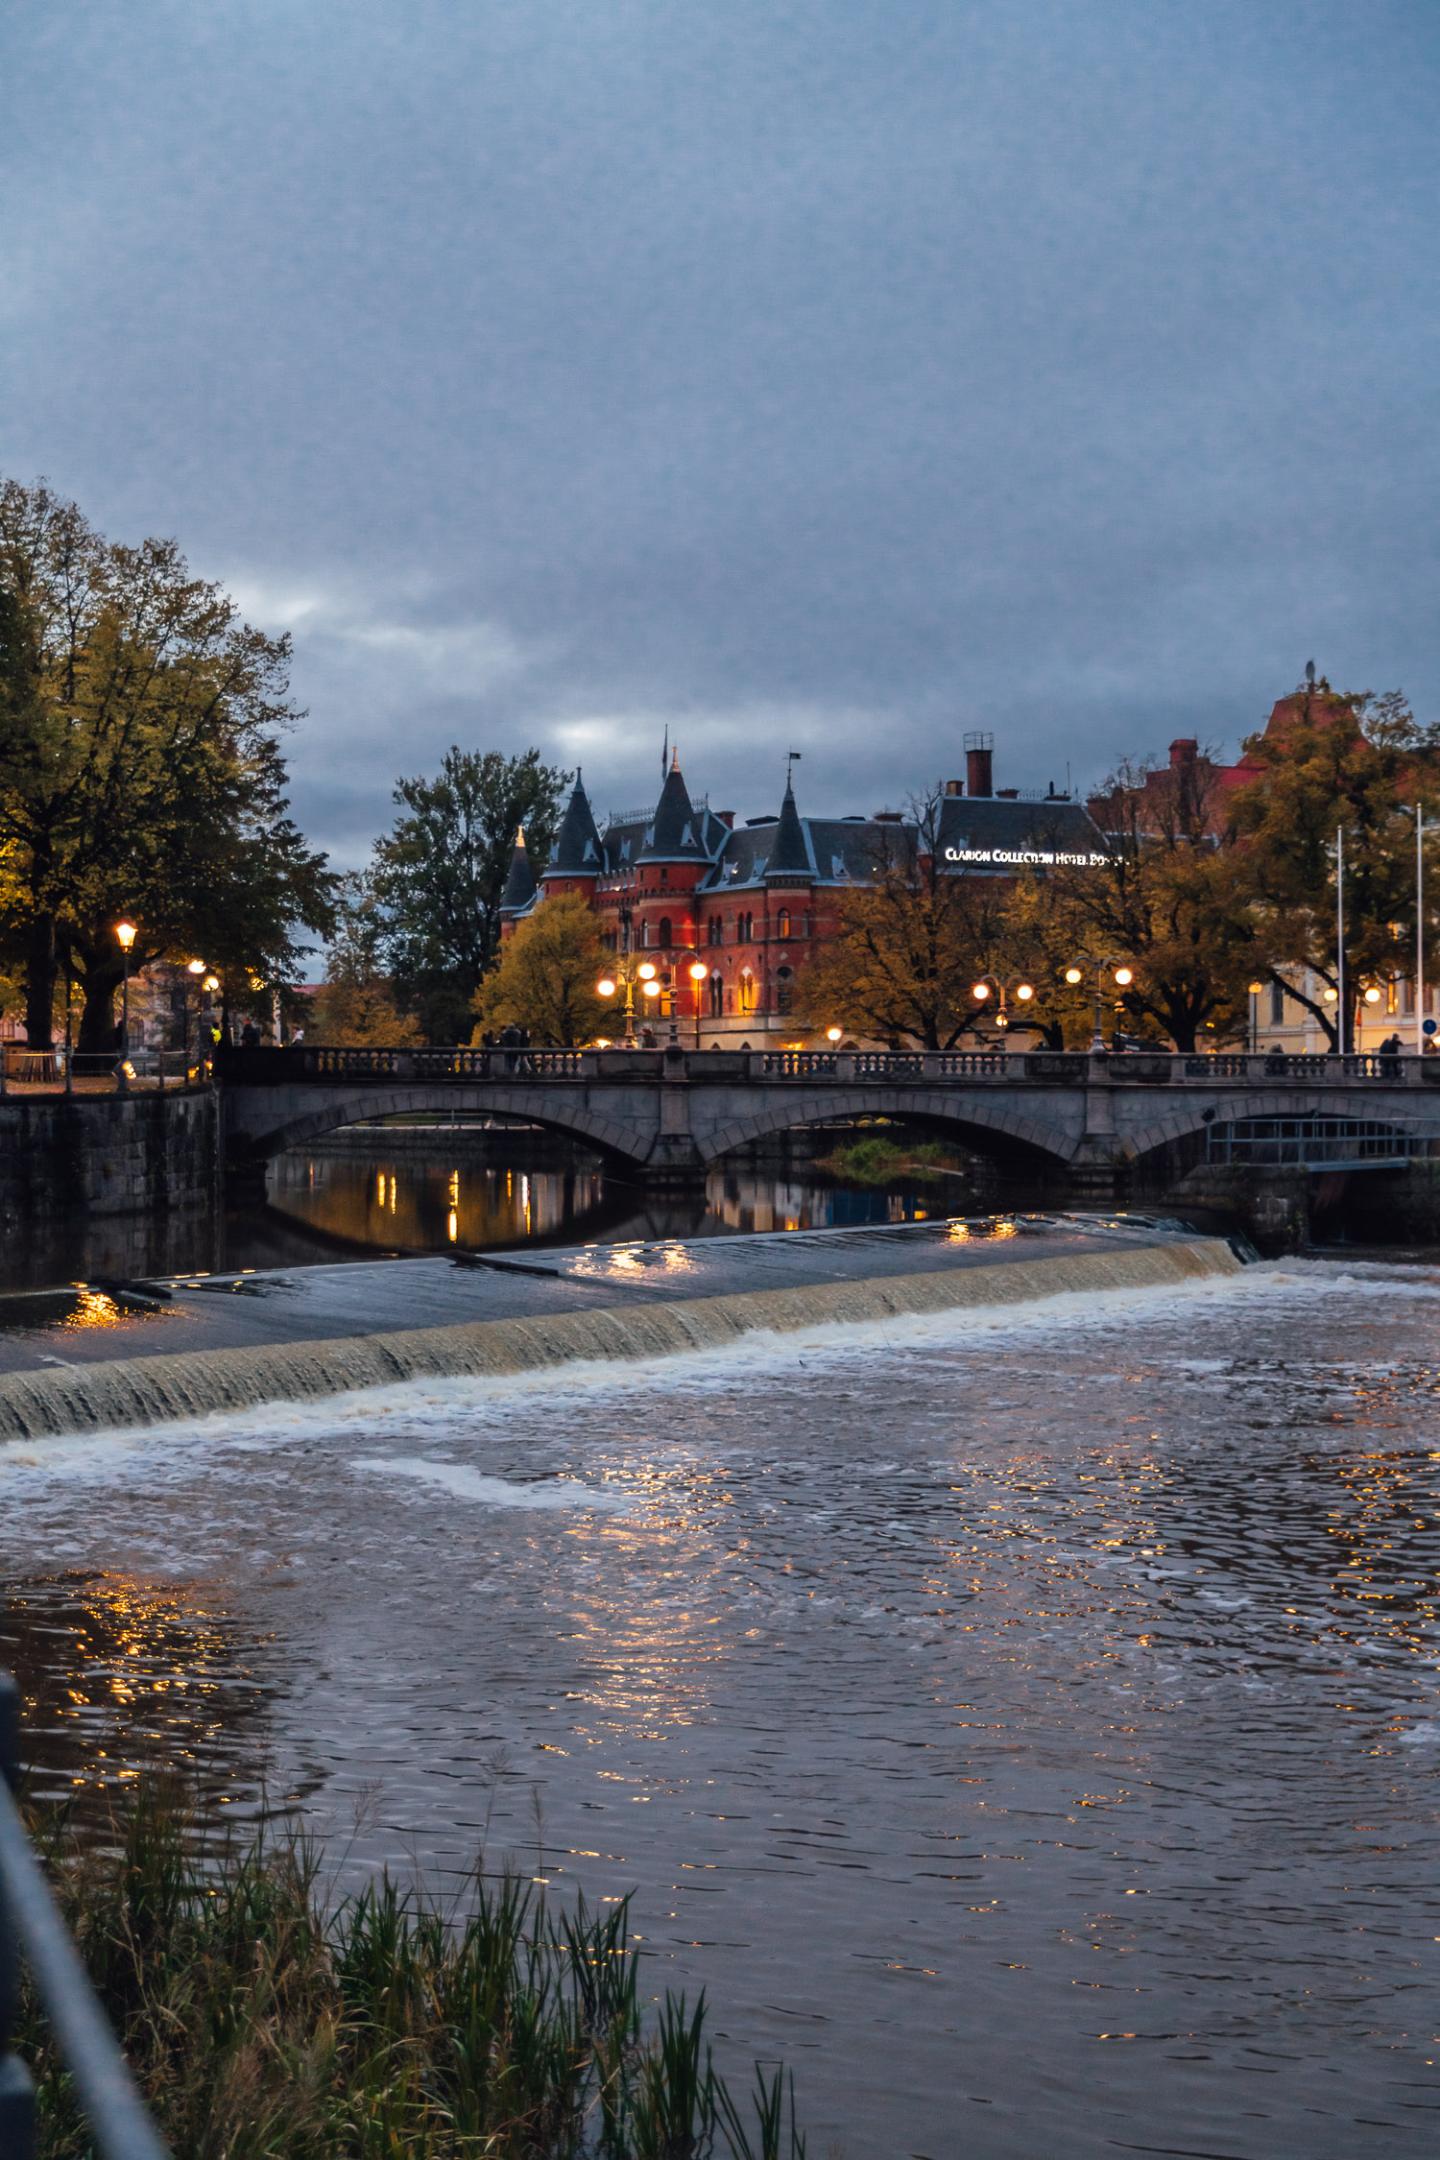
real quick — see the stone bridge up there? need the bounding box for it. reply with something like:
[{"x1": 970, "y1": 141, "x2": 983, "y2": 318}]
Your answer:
[{"x1": 218, "y1": 1044, "x2": 1440, "y2": 1195}]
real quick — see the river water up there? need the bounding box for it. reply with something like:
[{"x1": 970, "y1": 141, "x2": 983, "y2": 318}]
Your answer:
[{"x1": 3, "y1": 1254, "x2": 1438, "y2": 2157}]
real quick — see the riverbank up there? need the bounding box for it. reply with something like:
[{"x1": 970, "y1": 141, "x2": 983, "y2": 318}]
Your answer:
[{"x1": 0, "y1": 1217, "x2": 1241, "y2": 1440}]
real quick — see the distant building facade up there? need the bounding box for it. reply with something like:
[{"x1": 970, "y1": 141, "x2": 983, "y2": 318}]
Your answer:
[{"x1": 500, "y1": 733, "x2": 1107, "y2": 1047}]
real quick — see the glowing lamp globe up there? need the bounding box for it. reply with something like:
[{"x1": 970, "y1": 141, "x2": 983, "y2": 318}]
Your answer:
[
  {"x1": 1064, "y1": 966, "x2": 1083, "y2": 986},
  {"x1": 637, "y1": 961, "x2": 658, "y2": 981},
  {"x1": 1016, "y1": 982, "x2": 1034, "y2": 1001},
  {"x1": 1363, "y1": 986, "x2": 1382, "y2": 1005},
  {"x1": 597, "y1": 977, "x2": 617, "y2": 999},
  {"x1": 971, "y1": 982, "x2": 991, "y2": 1002},
  {"x1": 688, "y1": 960, "x2": 708, "y2": 981},
  {"x1": 114, "y1": 920, "x2": 137, "y2": 952},
  {"x1": 641, "y1": 979, "x2": 662, "y2": 999},
  {"x1": 1113, "y1": 966, "x2": 1134, "y2": 987}
]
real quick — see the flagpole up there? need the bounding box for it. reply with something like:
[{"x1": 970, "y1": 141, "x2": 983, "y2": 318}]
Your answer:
[
  {"x1": 1418, "y1": 804, "x2": 1426, "y2": 1056},
  {"x1": 1336, "y1": 823, "x2": 1345, "y2": 1055}
]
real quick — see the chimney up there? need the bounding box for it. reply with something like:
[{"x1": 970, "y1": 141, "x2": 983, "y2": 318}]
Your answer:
[
  {"x1": 1169, "y1": 738, "x2": 1198, "y2": 770},
  {"x1": 964, "y1": 729, "x2": 994, "y2": 798},
  {"x1": 996, "y1": 787, "x2": 1019, "y2": 799},
  {"x1": 715, "y1": 809, "x2": 735, "y2": 828},
  {"x1": 943, "y1": 778, "x2": 963, "y2": 797}
]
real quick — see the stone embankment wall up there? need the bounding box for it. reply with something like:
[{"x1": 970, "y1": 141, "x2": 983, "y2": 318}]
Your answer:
[{"x1": 0, "y1": 1091, "x2": 219, "y2": 1238}]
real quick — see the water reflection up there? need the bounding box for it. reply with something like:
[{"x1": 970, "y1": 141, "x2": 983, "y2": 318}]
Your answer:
[
  {"x1": 255, "y1": 1144, "x2": 990, "y2": 1260},
  {"x1": 0, "y1": 1574, "x2": 278, "y2": 1815}
]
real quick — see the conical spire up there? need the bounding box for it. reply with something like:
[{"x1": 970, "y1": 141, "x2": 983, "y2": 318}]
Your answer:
[
  {"x1": 764, "y1": 771, "x2": 811, "y2": 878},
  {"x1": 545, "y1": 768, "x2": 604, "y2": 878},
  {"x1": 499, "y1": 825, "x2": 537, "y2": 913},
  {"x1": 638, "y1": 756, "x2": 706, "y2": 862}
]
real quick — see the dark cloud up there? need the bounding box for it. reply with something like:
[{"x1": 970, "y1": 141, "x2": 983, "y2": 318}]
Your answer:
[{"x1": 6, "y1": 0, "x2": 1438, "y2": 860}]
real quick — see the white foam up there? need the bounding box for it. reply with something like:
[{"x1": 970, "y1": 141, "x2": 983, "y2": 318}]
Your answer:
[{"x1": 353, "y1": 1453, "x2": 631, "y2": 1513}]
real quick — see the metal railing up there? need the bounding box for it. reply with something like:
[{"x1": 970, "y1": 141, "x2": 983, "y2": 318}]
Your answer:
[
  {"x1": 1204, "y1": 1116, "x2": 1428, "y2": 1169},
  {"x1": 0, "y1": 1048, "x2": 202, "y2": 1097},
  {"x1": 0, "y1": 1676, "x2": 170, "y2": 2159}
]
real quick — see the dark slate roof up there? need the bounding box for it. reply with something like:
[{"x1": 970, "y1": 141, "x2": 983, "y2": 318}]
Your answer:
[
  {"x1": 933, "y1": 793, "x2": 1108, "y2": 873},
  {"x1": 637, "y1": 761, "x2": 709, "y2": 863},
  {"x1": 764, "y1": 780, "x2": 811, "y2": 880},
  {"x1": 546, "y1": 772, "x2": 604, "y2": 877},
  {"x1": 499, "y1": 830, "x2": 538, "y2": 913},
  {"x1": 702, "y1": 813, "x2": 908, "y2": 891}
]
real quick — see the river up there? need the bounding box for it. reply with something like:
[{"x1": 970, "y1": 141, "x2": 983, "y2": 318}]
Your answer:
[{"x1": 2, "y1": 1246, "x2": 1437, "y2": 2157}]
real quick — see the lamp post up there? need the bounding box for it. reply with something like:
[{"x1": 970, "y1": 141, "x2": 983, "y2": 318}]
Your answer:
[
  {"x1": 686, "y1": 956, "x2": 709, "y2": 1048},
  {"x1": 1247, "y1": 978, "x2": 1264, "y2": 1054},
  {"x1": 186, "y1": 958, "x2": 206, "y2": 1080},
  {"x1": 1398, "y1": 803, "x2": 1426, "y2": 1053},
  {"x1": 970, "y1": 975, "x2": 1036, "y2": 1038},
  {"x1": 1064, "y1": 959, "x2": 1134, "y2": 1051},
  {"x1": 114, "y1": 920, "x2": 136, "y2": 1090},
  {"x1": 596, "y1": 957, "x2": 658, "y2": 1047}
]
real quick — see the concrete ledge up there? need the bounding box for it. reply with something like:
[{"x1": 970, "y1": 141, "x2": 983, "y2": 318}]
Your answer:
[{"x1": 0, "y1": 1237, "x2": 1242, "y2": 1443}]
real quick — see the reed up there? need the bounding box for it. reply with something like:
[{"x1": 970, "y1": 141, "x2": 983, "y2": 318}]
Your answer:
[{"x1": 17, "y1": 1781, "x2": 805, "y2": 2158}]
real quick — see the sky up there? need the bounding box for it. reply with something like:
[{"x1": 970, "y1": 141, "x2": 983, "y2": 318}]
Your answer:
[{"x1": 5, "y1": 1, "x2": 1438, "y2": 866}]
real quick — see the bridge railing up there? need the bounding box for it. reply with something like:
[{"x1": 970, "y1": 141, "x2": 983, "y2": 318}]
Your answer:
[
  {"x1": 214, "y1": 1044, "x2": 1440, "y2": 1089},
  {"x1": 0, "y1": 1675, "x2": 171, "y2": 2159}
]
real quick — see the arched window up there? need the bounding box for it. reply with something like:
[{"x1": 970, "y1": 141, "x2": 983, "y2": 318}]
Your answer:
[
  {"x1": 776, "y1": 909, "x2": 791, "y2": 940},
  {"x1": 775, "y1": 964, "x2": 793, "y2": 1015},
  {"x1": 658, "y1": 916, "x2": 672, "y2": 949},
  {"x1": 738, "y1": 969, "x2": 757, "y2": 1014},
  {"x1": 640, "y1": 920, "x2": 652, "y2": 948},
  {"x1": 709, "y1": 971, "x2": 724, "y2": 1017}
]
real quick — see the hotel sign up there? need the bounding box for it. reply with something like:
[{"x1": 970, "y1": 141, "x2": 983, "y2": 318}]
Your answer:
[{"x1": 943, "y1": 846, "x2": 1109, "y2": 868}]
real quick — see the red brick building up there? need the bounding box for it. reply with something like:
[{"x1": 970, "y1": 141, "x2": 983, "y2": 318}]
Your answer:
[{"x1": 501, "y1": 739, "x2": 1106, "y2": 1047}]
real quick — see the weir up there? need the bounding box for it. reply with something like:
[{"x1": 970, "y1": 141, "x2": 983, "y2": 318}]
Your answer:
[{"x1": 0, "y1": 1236, "x2": 1241, "y2": 1443}]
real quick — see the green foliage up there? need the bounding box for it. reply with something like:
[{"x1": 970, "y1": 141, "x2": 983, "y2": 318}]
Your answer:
[
  {"x1": 0, "y1": 477, "x2": 337, "y2": 1049},
  {"x1": 475, "y1": 891, "x2": 610, "y2": 1046},
  {"x1": 816, "y1": 1135, "x2": 958, "y2": 1184},
  {"x1": 371, "y1": 746, "x2": 566, "y2": 1042},
  {"x1": 311, "y1": 872, "x2": 421, "y2": 1045},
  {"x1": 18, "y1": 1781, "x2": 806, "y2": 2159}
]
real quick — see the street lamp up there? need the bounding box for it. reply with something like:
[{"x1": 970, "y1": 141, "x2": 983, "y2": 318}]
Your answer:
[
  {"x1": 1247, "y1": 978, "x2": 1264, "y2": 1054},
  {"x1": 825, "y1": 1025, "x2": 843, "y2": 1045},
  {"x1": 596, "y1": 955, "x2": 660, "y2": 1046},
  {"x1": 687, "y1": 956, "x2": 708, "y2": 1048},
  {"x1": 970, "y1": 976, "x2": 1036, "y2": 1035},
  {"x1": 114, "y1": 920, "x2": 136, "y2": 1090},
  {"x1": 186, "y1": 959, "x2": 207, "y2": 1079},
  {"x1": 1398, "y1": 802, "x2": 1427, "y2": 1054},
  {"x1": 1065, "y1": 959, "x2": 1134, "y2": 1052}
]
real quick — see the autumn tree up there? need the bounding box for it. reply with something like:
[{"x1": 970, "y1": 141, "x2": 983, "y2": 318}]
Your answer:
[
  {"x1": 1227, "y1": 686, "x2": 1440, "y2": 1050},
  {"x1": 0, "y1": 479, "x2": 336, "y2": 1049},
  {"x1": 310, "y1": 874, "x2": 421, "y2": 1047},
  {"x1": 473, "y1": 891, "x2": 609, "y2": 1047},
  {"x1": 796, "y1": 791, "x2": 1029, "y2": 1049},
  {"x1": 371, "y1": 747, "x2": 565, "y2": 1042},
  {"x1": 1045, "y1": 753, "x2": 1255, "y2": 1050}
]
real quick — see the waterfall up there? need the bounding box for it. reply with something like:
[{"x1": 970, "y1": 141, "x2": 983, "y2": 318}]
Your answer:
[{"x1": 0, "y1": 1239, "x2": 1241, "y2": 1443}]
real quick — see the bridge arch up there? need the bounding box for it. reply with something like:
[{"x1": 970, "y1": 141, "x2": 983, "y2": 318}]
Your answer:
[
  {"x1": 695, "y1": 1086, "x2": 1079, "y2": 1170},
  {"x1": 224, "y1": 1084, "x2": 656, "y2": 1170},
  {"x1": 1122, "y1": 1088, "x2": 1434, "y2": 1170}
]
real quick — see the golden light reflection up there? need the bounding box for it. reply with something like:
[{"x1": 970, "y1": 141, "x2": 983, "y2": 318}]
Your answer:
[{"x1": 59, "y1": 1287, "x2": 128, "y2": 1332}]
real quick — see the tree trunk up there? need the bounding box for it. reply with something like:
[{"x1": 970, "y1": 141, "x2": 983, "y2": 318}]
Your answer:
[
  {"x1": 78, "y1": 966, "x2": 123, "y2": 1055},
  {"x1": 24, "y1": 917, "x2": 56, "y2": 1048}
]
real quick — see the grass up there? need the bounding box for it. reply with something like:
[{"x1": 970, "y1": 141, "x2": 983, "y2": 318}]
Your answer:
[
  {"x1": 18, "y1": 1781, "x2": 805, "y2": 2159},
  {"x1": 816, "y1": 1135, "x2": 962, "y2": 1185}
]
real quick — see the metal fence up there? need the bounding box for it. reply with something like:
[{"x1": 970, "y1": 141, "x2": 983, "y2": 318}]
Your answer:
[
  {"x1": 1204, "y1": 1116, "x2": 1426, "y2": 1169},
  {"x1": 0, "y1": 1676, "x2": 170, "y2": 2159}
]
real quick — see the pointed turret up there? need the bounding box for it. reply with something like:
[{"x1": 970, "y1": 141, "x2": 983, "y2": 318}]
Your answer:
[
  {"x1": 638, "y1": 751, "x2": 707, "y2": 863},
  {"x1": 544, "y1": 769, "x2": 604, "y2": 880},
  {"x1": 499, "y1": 826, "x2": 537, "y2": 915},
  {"x1": 764, "y1": 772, "x2": 811, "y2": 879}
]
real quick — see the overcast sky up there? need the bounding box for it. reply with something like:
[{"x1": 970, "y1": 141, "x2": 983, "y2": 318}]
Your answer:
[{"x1": 5, "y1": 1, "x2": 1437, "y2": 863}]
